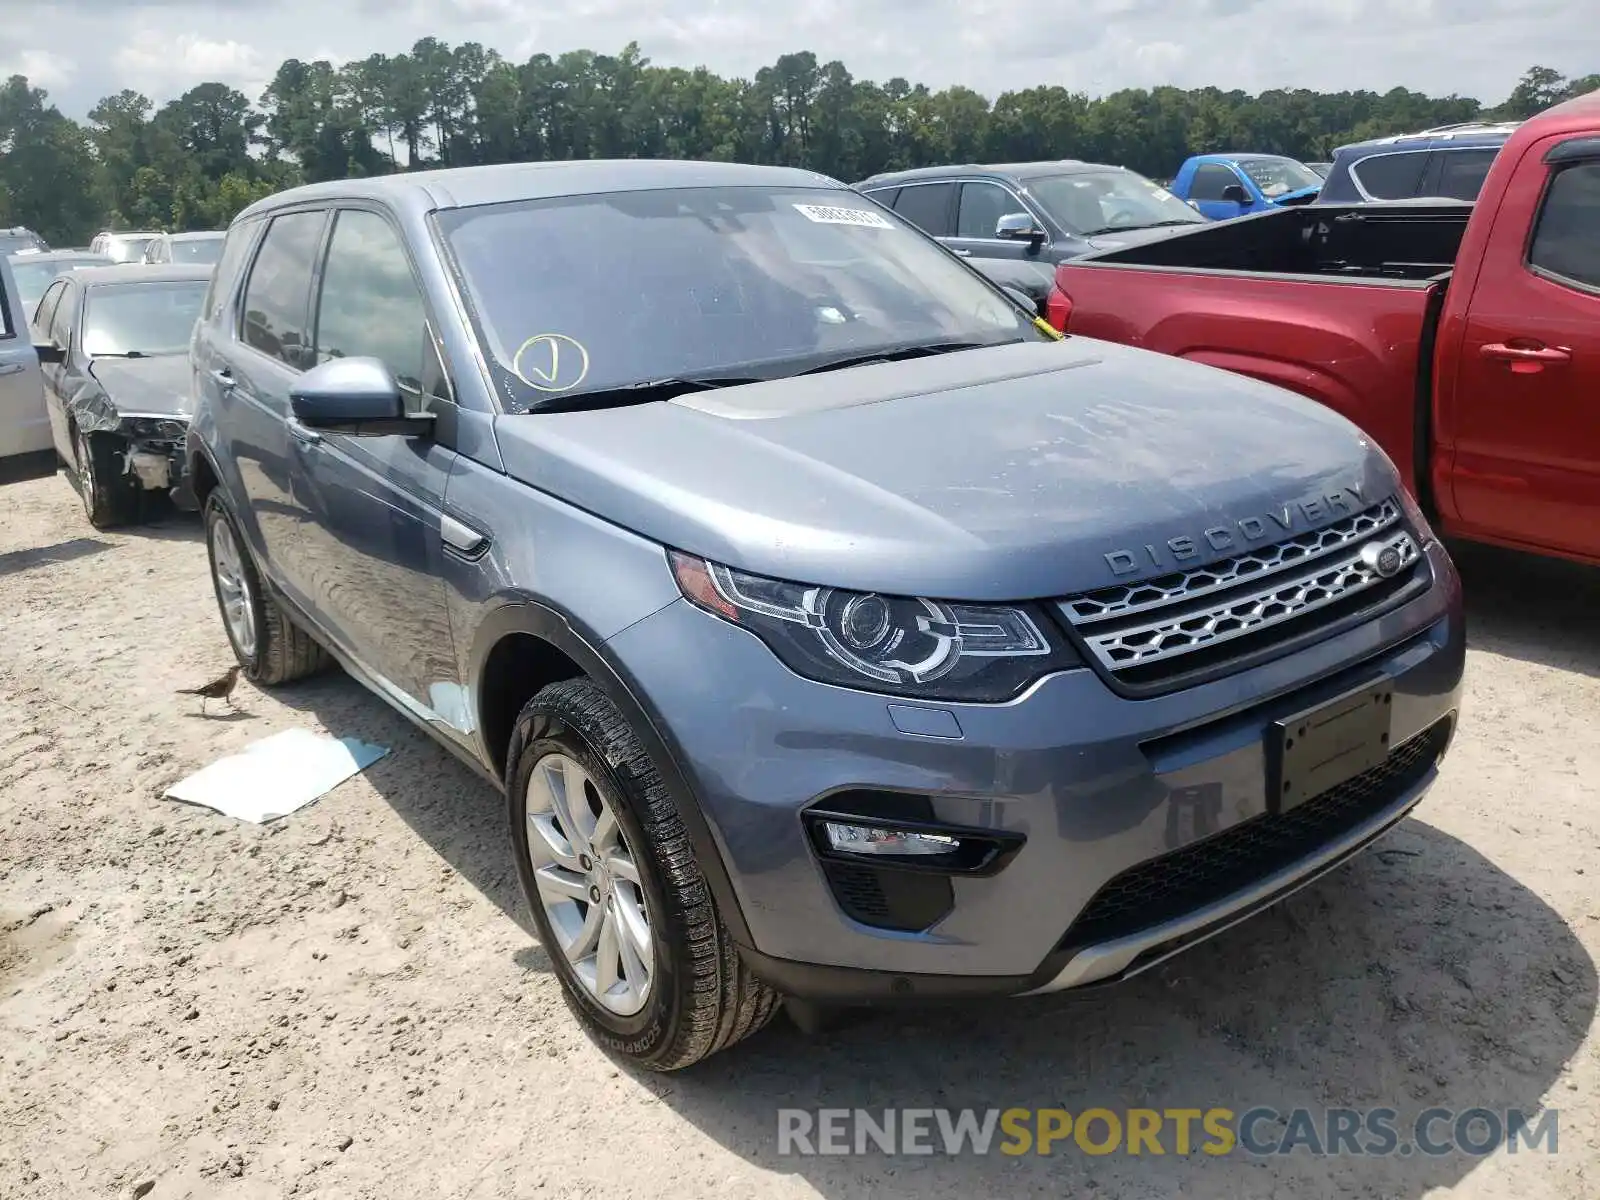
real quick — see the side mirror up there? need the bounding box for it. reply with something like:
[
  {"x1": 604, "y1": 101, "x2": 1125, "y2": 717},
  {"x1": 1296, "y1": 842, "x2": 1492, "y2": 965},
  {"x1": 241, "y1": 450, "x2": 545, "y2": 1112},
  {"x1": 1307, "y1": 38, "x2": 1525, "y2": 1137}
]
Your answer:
[
  {"x1": 995, "y1": 212, "x2": 1047, "y2": 250},
  {"x1": 289, "y1": 357, "x2": 432, "y2": 438},
  {"x1": 1220, "y1": 183, "x2": 1250, "y2": 206},
  {"x1": 33, "y1": 340, "x2": 65, "y2": 365}
]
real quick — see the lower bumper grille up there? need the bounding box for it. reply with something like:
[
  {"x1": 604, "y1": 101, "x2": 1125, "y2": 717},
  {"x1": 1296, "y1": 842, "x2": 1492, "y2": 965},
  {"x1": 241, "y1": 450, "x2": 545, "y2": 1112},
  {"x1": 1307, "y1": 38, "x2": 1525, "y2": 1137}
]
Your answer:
[{"x1": 1056, "y1": 719, "x2": 1451, "y2": 956}]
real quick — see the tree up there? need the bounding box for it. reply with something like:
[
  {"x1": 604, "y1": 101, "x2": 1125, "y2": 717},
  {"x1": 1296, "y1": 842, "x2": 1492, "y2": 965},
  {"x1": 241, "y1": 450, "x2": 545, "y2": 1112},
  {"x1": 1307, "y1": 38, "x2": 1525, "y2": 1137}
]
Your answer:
[{"x1": 0, "y1": 51, "x2": 1586, "y2": 242}]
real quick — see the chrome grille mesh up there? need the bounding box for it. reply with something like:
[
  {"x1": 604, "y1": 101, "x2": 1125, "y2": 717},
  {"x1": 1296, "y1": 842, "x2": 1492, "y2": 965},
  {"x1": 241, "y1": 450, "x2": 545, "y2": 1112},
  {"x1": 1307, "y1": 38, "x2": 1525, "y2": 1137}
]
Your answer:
[
  {"x1": 1065, "y1": 500, "x2": 1402, "y2": 623},
  {"x1": 1061, "y1": 499, "x2": 1421, "y2": 680}
]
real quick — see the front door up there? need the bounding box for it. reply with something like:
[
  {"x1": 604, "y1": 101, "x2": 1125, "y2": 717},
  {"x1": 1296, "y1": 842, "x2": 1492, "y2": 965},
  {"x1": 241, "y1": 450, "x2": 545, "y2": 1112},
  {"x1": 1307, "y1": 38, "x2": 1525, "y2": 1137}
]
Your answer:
[
  {"x1": 0, "y1": 263, "x2": 53, "y2": 483},
  {"x1": 1444, "y1": 137, "x2": 1600, "y2": 562},
  {"x1": 288, "y1": 206, "x2": 464, "y2": 719},
  {"x1": 943, "y1": 181, "x2": 1057, "y2": 308}
]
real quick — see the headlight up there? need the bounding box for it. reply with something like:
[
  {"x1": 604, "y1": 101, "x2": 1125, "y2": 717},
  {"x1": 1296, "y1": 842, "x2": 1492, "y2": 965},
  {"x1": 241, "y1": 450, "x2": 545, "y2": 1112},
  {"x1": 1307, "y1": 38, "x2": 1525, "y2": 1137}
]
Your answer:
[{"x1": 669, "y1": 551, "x2": 1080, "y2": 701}]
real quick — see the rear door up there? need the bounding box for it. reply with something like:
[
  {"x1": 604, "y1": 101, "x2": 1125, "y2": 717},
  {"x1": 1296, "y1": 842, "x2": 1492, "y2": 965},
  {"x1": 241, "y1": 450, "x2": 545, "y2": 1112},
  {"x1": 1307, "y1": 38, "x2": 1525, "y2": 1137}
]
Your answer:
[
  {"x1": 286, "y1": 205, "x2": 463, "y2": 709},
  {"x1": 205, "y1": 208, "x2": 329, "y2": 600},
  {"x1": 1444, "y1": 136, "x2": 1600, "y2": 561},
  {"x1": 1425, "y1": 148, "x2": 1501, "y2": 201},
  {"x1": 0, "y1": 255, "x2": 55, "y2": 483}
]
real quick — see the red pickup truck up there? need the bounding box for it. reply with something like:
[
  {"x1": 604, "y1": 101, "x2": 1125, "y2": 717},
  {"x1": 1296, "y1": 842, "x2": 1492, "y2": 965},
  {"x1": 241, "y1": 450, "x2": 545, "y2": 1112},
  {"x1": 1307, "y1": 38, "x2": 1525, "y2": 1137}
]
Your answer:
[{"x1": 1047, "y1": 89, "x2": 1600, "y2": 568}]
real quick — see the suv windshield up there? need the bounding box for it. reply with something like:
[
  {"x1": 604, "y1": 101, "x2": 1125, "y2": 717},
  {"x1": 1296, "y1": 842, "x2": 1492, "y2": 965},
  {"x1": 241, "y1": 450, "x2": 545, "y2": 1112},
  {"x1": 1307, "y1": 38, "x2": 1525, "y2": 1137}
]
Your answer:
[
  {"x1": 438, "y1": 185, "x2": 1043, "y2": 410},
  {"x1": 83, "y1": 280, "x2": 209, "y2": 356},
  {"x1": 172, "y1": 237, "x2": 224, "y2": 264},
  {"x1": 1025, "y1": 170, "x2": 1205, "y2": 236},
  {"x1": 10, "y1": 257, "x2": 103, "y2": 314},
  {"x1": 104, "y1": 236, "x2": 157, "y2": 264},
  {"x1": 1237, "y1": 157, "x2": 1324, "y2": 198}
]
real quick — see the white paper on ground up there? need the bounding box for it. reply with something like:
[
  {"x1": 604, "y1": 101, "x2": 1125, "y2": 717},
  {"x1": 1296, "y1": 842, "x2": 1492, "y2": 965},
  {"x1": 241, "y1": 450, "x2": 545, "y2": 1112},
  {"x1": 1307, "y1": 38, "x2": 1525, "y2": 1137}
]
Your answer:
[{"x1": 164, "y1": 728, "x2": 390, "y2": 823}]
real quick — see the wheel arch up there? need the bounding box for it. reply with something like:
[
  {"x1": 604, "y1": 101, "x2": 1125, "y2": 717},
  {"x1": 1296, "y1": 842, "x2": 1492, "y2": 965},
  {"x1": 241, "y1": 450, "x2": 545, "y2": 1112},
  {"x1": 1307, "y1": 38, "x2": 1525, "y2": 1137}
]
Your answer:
[{"x1": 470, "y1": 600, "x2": 755, "y2": 949}]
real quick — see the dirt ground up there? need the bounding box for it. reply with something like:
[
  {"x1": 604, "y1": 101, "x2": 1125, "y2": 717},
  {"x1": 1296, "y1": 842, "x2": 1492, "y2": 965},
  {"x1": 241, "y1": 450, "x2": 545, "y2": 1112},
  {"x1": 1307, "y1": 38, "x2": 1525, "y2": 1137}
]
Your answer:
[{"x1": 0, "y1": 471, "x2": 1595, "y2": 1200}]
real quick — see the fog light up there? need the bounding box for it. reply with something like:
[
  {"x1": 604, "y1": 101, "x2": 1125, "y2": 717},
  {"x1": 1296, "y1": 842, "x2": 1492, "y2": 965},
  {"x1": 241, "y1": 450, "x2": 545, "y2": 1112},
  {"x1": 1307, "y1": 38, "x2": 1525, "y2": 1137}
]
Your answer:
[{"x1": 822, "y1": 821, "x2": 960, "y2": 857}]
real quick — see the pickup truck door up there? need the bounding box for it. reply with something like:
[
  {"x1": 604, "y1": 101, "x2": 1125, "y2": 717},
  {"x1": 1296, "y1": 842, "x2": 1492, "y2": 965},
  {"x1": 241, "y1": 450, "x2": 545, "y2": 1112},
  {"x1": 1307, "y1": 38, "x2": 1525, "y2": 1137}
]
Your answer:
[
  {"x1": 1188, "y1": 163, "x2": 1252, "y2": 221},
  {"x1": 0, "y1": 257, "x2": 55, "y2": 484},
  {"x1": 1443, "y1": 134, "x2": 1600, "y2": 562}
]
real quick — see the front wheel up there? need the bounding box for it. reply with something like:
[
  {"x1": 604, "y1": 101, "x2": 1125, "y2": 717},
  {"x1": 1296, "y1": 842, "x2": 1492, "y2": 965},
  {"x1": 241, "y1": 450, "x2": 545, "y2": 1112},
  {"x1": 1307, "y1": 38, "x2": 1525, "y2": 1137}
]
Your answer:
[
  {"x1": 74, "y1": 428, "x2": 138, "y2": 529},
  {"x1": 508, "y1": 677, "x2": 779, "y2": 1070}
]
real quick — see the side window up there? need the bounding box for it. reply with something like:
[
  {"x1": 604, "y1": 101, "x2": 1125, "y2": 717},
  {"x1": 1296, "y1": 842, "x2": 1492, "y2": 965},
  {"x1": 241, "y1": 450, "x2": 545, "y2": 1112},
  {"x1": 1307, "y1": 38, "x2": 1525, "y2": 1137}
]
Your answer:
[
  {"x1": 33, "y1": 280, "x2": 66, "y2": 338},
  {"x1": 1189, "y1": 164, "x2": 1240, "y2": 202},
  {"x1": 1351, "y1": 152, "x2": 1429, "y2": 200},
  {"x1": 48, "y1": 282, "x2": 75, "y2": 352},
  {"x1": 240, "y1": 210, "x2": 326, "y2": 368},
  {"x1": 860, "y1": 186, "x2": 899, "y2": 210},
  {"x1": 313, "y1": 209, "x2": 449, "y2": 408},
  {"x1": 891, "y1": 182, "x2": 956, "y2": 237},
  {"x1": 957, "y1": 182, "x2": 1021, "y2": 239},
  {"x1": 204, "y1": 218, "x2": 262, "y2": 322},
  {"x1": 1529, "y1": 161, "x2": 1600, "y2": 292},
  {"x1": 1433, "y1": 149, "x2": 1498, "y2": 201}
]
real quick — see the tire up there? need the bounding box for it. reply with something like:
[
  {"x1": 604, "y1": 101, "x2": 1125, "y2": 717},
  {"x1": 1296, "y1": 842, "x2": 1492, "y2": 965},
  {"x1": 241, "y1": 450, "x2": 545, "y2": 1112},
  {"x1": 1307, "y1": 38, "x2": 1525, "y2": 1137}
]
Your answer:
[
  {"x1": 508, "y1": 677, "x2": 779, "y2": 1070},
  {"x1": 203, "y1": 491, "x2": 330, "y2": 686},
  {"x1": 75, "y1": 427, "x2": 139, "y2": 530}
]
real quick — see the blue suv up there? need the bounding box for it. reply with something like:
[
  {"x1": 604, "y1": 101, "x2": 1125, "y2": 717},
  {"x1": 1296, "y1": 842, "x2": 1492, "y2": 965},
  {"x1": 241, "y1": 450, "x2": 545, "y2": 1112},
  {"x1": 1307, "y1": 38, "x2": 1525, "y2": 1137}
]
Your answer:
[{"x1": 187, "y1": 161, "x2": 1465, "y2": 1068}]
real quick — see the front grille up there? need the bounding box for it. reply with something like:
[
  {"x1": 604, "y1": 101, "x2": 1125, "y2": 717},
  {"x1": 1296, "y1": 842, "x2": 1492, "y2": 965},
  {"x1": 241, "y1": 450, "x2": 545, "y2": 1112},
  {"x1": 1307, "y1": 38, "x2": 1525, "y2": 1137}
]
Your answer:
[
  {"x1": 1056, "y1": 719, "x2": 1449, "y2": 956},
  {"x1": 1060, "y1": 499, "x2": 1423, "y2": 689}
]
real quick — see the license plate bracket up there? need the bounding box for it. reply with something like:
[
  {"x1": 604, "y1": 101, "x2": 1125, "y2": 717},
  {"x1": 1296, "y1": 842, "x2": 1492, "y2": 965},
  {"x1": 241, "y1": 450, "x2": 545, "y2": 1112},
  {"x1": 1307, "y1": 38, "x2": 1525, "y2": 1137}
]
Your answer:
[{"x1": 1268, "y1": 681, "x2": 1394, "y2": 814}]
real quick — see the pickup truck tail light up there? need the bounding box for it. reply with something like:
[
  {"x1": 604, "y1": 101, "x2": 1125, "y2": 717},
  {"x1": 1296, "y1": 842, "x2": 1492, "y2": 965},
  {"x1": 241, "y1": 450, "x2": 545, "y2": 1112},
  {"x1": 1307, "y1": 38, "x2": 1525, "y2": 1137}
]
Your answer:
[{"x1": 1045, "y1": 284, "x2": 1073, "y2": 332}]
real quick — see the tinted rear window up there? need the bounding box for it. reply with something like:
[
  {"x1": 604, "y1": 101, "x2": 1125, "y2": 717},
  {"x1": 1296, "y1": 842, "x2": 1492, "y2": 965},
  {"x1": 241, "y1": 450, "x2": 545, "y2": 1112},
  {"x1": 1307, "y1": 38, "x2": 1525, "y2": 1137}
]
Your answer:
[
  {"x1": 204, "y1": 219, "x2": 262, "y2": 321},
  {"x1": 1351, "y1": 152, "x2": 1429, "y2": 199},
  {"x1": 240, "y1": 211, "x2": 325, "y2": 367},
  {"x1": 891, "y1": 183, "x2": 955, "y2": 236},
  {"x1": 1433, "y1": 149, "x2": 1498, "y2": 201}
]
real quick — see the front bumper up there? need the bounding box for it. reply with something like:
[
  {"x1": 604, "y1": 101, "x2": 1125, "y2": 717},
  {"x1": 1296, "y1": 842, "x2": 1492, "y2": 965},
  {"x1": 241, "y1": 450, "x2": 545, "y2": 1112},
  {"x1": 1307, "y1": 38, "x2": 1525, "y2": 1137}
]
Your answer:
[
  {"x1": 117, "y1": 416, "x2": 190, "y2": 504},
  {"x1": 605, "y1": 540, "x2": 1464, "y2": 1000}
]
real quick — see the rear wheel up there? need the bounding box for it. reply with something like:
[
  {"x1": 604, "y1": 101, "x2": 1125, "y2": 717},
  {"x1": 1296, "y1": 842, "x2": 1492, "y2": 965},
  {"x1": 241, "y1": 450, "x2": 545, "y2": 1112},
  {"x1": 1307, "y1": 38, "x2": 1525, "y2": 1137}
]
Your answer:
[
  {"x1": 74, "y1": 428, "x2": 138, "y2": 530},
  {"x1": 508, "y1": 677, "x2": 779, "y2": 1070},
  {"x1": 203, "y1": 491, "x2": 330, "y2": 686}
]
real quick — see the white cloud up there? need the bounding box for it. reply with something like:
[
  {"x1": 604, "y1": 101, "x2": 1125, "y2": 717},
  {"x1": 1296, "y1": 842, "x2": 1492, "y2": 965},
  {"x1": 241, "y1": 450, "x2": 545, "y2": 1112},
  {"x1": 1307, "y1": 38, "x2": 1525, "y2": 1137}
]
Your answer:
[
  {"x1": 112, "y1": 29, "x2": 268, "y2": 100},
  {"x1": 20, "y1": 0, "x2": 1600, "y2": 118},
  {"x1": 0, "y1": 48, "x2": 76, "y2": 90}
]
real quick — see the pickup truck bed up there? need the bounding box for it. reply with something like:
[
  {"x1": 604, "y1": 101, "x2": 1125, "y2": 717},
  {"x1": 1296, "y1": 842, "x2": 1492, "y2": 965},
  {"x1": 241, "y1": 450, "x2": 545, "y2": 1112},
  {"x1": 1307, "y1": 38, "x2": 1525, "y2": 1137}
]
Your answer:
[{"x1": 1053, "y1": 204, "x2": 1475, "y2": 496}]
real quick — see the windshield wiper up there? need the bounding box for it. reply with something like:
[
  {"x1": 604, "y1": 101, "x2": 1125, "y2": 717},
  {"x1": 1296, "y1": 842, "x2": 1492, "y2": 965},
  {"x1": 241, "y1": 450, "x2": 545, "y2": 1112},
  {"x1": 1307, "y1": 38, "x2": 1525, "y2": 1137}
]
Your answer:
[
  {"x1": 1079, "y1": 220, "x2": 1203, "y2": 237},
  {"x1": 530, "y1": 375, "x2": 762, "y2": 414},
  {"x1": 93, "y1": 350, "x2": 151, "y2": 358},
  {"x1": 789, "y1": 340, "x2": 1018, "y2": 377}
]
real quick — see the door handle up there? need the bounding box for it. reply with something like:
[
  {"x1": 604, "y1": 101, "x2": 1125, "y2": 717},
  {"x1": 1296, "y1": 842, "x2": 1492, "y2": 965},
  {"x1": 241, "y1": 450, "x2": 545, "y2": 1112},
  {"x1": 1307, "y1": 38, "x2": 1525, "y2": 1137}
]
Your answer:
[
  {"x1": 0, "y1": 362, "x2": 23, "y2": 377},
  {"x1": 287, "y1": 421, "x2": 323, "y2": 447},
  {"x1": 1479, "y1": 342, "x2": 1572, "y2": 372},
  {"x1": 209, "y1": 366, "x2": 237, "y2": 390},
  {"x1": 952, "y1": 248, "x2": 972, "y2": 257}
]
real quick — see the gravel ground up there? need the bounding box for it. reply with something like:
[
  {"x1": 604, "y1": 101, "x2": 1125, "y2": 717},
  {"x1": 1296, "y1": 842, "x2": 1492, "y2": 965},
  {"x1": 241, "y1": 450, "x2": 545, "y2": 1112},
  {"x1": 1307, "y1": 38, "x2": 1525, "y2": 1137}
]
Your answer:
[{"x1": 1, "y1": 471, "x2": 1596, "y2": 1200}]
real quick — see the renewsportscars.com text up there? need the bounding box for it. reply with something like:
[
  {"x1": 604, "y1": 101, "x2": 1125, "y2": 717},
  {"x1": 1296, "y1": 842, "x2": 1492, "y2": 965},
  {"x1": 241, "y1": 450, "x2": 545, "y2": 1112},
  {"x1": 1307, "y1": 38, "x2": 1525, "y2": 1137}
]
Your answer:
[{"x1": 777, "y1": 1107, "x2": 1559, "y2": 1158}]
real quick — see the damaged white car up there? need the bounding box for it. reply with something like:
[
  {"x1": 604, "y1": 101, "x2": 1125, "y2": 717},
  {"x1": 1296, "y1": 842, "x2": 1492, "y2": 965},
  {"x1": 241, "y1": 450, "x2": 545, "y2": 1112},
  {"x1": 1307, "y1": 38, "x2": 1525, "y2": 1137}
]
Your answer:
[{"x1": 30, "y1": 264, "x2": 211, "y2": 528}]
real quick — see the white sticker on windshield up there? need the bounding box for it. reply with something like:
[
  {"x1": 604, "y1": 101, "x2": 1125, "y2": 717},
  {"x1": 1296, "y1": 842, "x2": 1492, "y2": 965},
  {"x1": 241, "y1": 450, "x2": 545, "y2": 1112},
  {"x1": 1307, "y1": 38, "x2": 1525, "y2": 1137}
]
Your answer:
[{"x1": 792, "y1": 203, "x2": 894, "y2": 229}]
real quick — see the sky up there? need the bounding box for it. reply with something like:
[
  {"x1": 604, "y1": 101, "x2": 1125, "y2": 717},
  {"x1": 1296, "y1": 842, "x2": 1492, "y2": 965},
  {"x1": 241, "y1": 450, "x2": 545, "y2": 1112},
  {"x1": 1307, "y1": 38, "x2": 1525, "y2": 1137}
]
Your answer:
[{"x1": 3, "y1": 0, "x2": 1596, "y2": 119}]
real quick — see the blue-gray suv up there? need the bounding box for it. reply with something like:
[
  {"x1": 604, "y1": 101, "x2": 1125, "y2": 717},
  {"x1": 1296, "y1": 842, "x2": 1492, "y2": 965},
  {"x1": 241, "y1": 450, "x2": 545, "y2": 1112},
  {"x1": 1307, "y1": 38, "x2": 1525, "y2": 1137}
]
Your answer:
[{"x1": 186, "y1": 160, "x2": 1466, "y2": 1069}]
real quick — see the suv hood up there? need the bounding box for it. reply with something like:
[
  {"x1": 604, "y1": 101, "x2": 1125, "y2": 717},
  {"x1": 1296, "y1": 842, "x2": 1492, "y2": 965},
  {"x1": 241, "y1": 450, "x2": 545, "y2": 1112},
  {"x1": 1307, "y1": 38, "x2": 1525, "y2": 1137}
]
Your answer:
[{"x1": 493, "y1": 340, "x2": 1400, "y2": 601}]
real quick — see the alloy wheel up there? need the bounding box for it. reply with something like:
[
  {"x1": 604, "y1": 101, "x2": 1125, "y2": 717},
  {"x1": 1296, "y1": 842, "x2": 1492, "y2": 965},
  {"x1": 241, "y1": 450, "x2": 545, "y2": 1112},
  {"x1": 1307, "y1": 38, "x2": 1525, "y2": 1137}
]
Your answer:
[{"x1": 523, "y1": 751, "x2": 655, "y2": 1016}]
